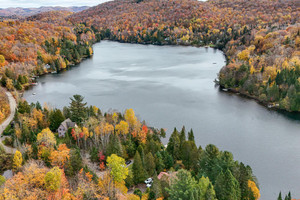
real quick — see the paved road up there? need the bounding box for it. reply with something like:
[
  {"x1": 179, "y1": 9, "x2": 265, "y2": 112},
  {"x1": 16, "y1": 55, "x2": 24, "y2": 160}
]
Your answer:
[{"x1": 0, "y1": 91, "x2": 17, "y2": 154}]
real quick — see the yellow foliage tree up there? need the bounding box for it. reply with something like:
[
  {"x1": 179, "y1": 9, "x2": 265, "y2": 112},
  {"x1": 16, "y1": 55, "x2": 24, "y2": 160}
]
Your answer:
[
  {"x1": 37, "y1": 128, "x2": 56, "y2": 147},
  {"x1": 237, "y1": 49, "x2": 250, "y2": 61},
  {"x1": 248, "y1": 180, "x2": 260, "y2": 200},
  {"x1": 115, "y1": 120, "x2": 129, "y2": 135},
  {"x1": 13, "y1": 150, "x2": 23, "y2": 170},
  {"x1": 50, "y1": 144, "x2": 70, "y2": 168},
  {"x1": 124, "y1": 109, "x2": 137, "y2": 130},
  {"x1": 45, "y1": 166, "x2": 62, "y2": 192}
]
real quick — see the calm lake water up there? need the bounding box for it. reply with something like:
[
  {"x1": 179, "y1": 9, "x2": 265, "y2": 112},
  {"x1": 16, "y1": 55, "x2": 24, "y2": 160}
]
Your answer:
[{"x1": 24, "y1": 41, "x2": 300, "y2": 199}]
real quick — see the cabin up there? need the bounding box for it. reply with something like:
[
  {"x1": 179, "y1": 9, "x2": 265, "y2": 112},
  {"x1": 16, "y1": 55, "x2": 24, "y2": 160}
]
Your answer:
[{"x1": 57, "y1": 118, "x2": 77, "y2": 137}]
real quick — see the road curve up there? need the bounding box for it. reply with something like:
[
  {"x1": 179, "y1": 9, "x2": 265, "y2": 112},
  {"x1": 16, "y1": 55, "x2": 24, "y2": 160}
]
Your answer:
[{"x1": 0, "y1": 91, "x2": 17, "y2": 154}]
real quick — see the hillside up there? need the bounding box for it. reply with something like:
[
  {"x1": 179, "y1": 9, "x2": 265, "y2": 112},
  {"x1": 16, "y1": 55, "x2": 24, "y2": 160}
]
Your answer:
[
  {"x1": 70, "y1": 0, "x2": 300, "y2": 112},
  {"x1": 0, "y1": 6, "x2": 89, "y2": 17}
]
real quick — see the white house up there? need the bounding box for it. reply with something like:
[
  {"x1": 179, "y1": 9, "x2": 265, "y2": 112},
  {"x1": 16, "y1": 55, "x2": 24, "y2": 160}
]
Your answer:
[{"x1": 57, "y1": 118, "x2": 77, "y2": 137}]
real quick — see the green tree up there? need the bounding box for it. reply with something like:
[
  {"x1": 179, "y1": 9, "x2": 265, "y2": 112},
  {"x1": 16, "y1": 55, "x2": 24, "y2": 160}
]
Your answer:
[
  {"x1": 69, "y1": 94, "x2": 87, "y2": 125},
  {"x1": 145, "y1": 152, "x2": 156, "y2": 177},
  {"x1": 181, "y1": 140, "x2": 199, "y2": 170},
  {"x1": 64, "y1": 148, "x2": 83, "y2": 177},
  {"x1": 137, "y1": 145, "x2": 145, "y2": 165},
  {"x1": 188, "y1": 129, "x2": 195, "y2": 142},
  {"x1": 215, "y1": 169, "x2": 241, "y2": 200},
  {"x1": 107, "y1": 154, "x2": 128, "y2": 183},
  {"x1": 49, "y1": 109, "x2": 65, "y2": 131},
  {"x1": 278, "y1": 192, "x2": 282, "y2": 200},
  {"x1": 198, "y1": 176, "x2": 217, "y2": 200},
  {"x1": 0, "y1": 175, "x2": 5, "y2": 186},
  {"x1": 198, "y1": 144, "x2": 221, "y2": 184},
  {"x1": 151, "y1": 173, "x2": 162, "y2": 199},
  {"x1": 167, "y1": 128, "x2": 180, "y2": 160},
  {"x1": 132, "y1": 151, "x2": 146, "y2": 184},
  {"x1": 163, "y1": 151, "x2": 174, "y2": 169},
  {"x1": 167, "y1": 169, "x2": 200, "y2": 200},
  {"x1": 106, "y1": 134, "x2": 123, "y2": 157},
  {"x1": 45, "y1": 166, "x2": 62, "y2": 192}
]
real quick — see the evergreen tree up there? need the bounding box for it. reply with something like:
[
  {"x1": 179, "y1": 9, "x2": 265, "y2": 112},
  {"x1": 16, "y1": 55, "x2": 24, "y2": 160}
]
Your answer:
[
  {"x1": 167, "y1": 169, "x2": 200, "y2": 200},
  {"x1": 205, "y1": 183, "x2": 217, "y2": 200},
  {"x1": 163, "y1": 151, "x2": 174, "y2": 169},
  {"x1": 137, "y1": 145, "x2": 145, "y2": 165},
  {"x1": 154, "y1": 152, "x2": 165, "y2": 173},
  {"x1": 198, "y1": 176, "x2": 217, "y2": 200},
  {"x1": 278, "y1": 192, "x2": 282, "y2": 200},
  {"x1": 215, "y1": 169, "x2": 241, "y2": 200},
  {"x1": 132, "y1": 151, "x2": 147, "y2": 184},
  {"x1": 179, "y1": 126, "x2": 186, "y2": 146},
  {"x1": 198, "y1": 144, "x2": 221, "y2": 184},
  {"x1": 151, "y1": 173, "x2": 162, "y2": 199},
  {"x1": 166, "y1": 128, "x2": 181, "y2": 160},
  {"x1": 188, "y1": 129, "x2": 195, "y2": 142},
  {"x1": 284, "y1": 192, "x2": 291, "y2": 200},
  {"x1": 69, "y1": 94, "x2": 87, "y2": 125},
  {"x1": 181, "y1": 140, "x2": 199, "y2": 170},
  {"x1": 160, "y1": 128, "x2": 166, "y2": 138},
  {"x1": 49, "y1": 109, "x2": 65, "y2": 131},
  {"x1": 106, "y1": 134, "x2": 123, "y2": 157},
  {"x1": 145, "y1": 152, "x2": 156, "y2": 177}
]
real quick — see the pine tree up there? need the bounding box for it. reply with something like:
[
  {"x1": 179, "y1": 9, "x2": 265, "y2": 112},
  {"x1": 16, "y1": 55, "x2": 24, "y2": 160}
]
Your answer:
[
  {"x1": 166, "y1": 128, "x2": 180, "y2": 160},
  {"x1": 49, "y1": 109, "x2": 65, "y2": 131},
  {"x1": 179, "y1": 126, "x2": 186, "y2": 146},
  {"x1": 145, "y1": 152, "x2": 156, "y2": 177},
  {"x1": 69, "y1": 94, "x2": 87, "y2": 125},
  {"x1": 181, "y1": 141, "x2": 198, "y2": 170},
  {"x1": 278, "y1": 192, "x2": 282, "y2": 200},
  {"x1": 215, "y1": 169, "x2": 241, "y2": 200},
  {"x1": 151, "y1": 173, "x2": 162, "y2": 199},
  {"x1": 106, "y1": 134, "x2": 123, "y2": 157},
  {"x1": 188, "y1": 129, "x2": 195, "y2": 142},
  {"x1": 132, "y1": 151, "x2": 147, "y2": 184},
  {"x1": 137, "y1": 145, "x2": 145, "y2": 165}
]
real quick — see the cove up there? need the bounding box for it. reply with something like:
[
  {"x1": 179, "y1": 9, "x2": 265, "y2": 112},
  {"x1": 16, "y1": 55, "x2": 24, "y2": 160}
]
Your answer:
[{"x1": 23, "y1": 41, "x2": 300, "y2": 199}]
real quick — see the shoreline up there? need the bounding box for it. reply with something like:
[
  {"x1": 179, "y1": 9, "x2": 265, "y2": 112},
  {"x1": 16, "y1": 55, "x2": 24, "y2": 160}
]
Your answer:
[{"x1": 23, "y1": 39, "x2": 294, "y2": 114}]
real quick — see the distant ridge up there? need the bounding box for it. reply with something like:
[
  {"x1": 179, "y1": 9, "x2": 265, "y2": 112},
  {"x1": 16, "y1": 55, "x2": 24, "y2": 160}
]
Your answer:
[{"x1": 0, "y1": 6, "x2": 89, "y2": 17}]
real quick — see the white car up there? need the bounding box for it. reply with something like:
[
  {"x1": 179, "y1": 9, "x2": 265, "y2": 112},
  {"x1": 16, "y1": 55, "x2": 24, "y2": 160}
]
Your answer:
[
  {"x1": 144, "y1": 178, "x2": 153, "y2": 184},
  {"x1": 146, "y1": 183, "x2": 152, "y2": 188}
]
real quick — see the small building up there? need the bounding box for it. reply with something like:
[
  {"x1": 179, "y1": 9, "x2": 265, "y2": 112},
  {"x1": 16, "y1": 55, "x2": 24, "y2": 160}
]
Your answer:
[{"x1": 57, "y1": 118, "x2": 77, "y2": 137}]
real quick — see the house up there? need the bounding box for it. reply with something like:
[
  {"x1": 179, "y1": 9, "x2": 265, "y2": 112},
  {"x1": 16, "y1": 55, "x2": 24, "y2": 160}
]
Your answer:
[
  {"x1": 157, "y1": 171, "x2": 178, "y2": 183},
  {"x1": 57, "y1": 118, "x2": 77, "y2": 137}
]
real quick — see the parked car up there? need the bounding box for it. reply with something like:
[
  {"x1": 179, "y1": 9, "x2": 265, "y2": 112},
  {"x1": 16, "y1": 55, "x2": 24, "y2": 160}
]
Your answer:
[
  {"x1": 125, "y1": 160, "x2": 132, "y2": 165},
  {"x1": 145, "y1": 178, "x2": 153, "y2": 184},
  {"x1": 146, "y1": 183, "x2": 152, "y2": 188}
]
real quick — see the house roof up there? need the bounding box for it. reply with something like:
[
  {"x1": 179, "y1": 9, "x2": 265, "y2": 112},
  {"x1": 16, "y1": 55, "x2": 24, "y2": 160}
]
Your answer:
[
  {"x1": 158, "y1": 172, "x2": 169, "y2": 180},
  {"x1": 60, "y1": 118, "x2": 76, "y2": 130}
]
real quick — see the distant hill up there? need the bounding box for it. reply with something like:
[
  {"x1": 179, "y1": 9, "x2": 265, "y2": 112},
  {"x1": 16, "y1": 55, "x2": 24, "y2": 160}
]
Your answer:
[{"x1": 0, "y1": 6, "x2": 89, "y2": 17}]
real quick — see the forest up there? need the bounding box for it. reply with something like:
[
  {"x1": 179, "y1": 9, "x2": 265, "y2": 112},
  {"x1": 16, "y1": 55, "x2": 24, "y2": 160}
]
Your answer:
[
  {"x1": 0, "y1": 95, "x2": 262, "y2": 200},
  {"x1": 69, "y1": 0, "x2": 300, "y2": 112},
  {"x1": 0, "y1": 0, "x2": 299, "y2": 112},
  {"x1": 0, "y1": 0, "x2": 299, "y2": 199}
]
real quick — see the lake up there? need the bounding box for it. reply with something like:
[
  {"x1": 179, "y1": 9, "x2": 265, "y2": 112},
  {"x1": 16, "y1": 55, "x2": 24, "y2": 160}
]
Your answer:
[{"x1": 23, "y1": 41, "x2": 300, "y2": 199}]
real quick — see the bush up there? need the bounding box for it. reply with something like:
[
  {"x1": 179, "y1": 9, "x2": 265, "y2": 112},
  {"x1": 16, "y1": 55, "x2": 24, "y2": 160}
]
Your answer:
[
  {"x1": 3, "y1": 137, "x2": 13, "y2": 147},
  {"x1": 0, "y1": 175, "x2": 5, "y2": 186},
  {"x1": 3, "y1": 126, "x2": 13, "y2": 136}
]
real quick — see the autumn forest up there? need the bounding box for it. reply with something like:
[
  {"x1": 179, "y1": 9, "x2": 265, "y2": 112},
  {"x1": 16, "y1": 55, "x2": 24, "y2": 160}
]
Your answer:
[{"x1": 0, "y1": 0, "x2": 299, "y2": 199}]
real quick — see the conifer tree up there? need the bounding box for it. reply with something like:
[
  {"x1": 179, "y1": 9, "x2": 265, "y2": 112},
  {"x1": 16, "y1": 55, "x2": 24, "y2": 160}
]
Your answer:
[
  {"x1": 106, "y1": 134, "x2": 123, "y2": 157},
  {"x1": 188, "y1": 129, "x2": 195, "y2": 142},
  {"x1": 278, "y1": 192, "x2": 282, "y2": 200},
  {"x1": 132, "y1": 151, "x2": 146, "y2": 184},
  {"x1": 69, "y1": 94, "x2": 87, "y2": 125},
  {"x1": 145, "y1": 152, "x2": 156, "y2": 177},
  {"x1": 215, "y1": 169, "x2": 241, "y2": 200}
]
